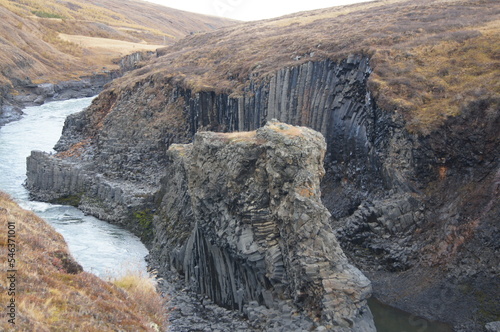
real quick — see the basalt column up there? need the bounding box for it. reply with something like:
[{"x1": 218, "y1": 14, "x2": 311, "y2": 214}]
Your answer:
[{"x1": 151, "y1": 121, "x2": 373, "y2": 331}]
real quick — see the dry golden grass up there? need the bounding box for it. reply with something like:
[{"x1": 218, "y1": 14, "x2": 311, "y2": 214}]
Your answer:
[
  {"x1": 224, "y1": 130, "x2": 258, "y2": 142},
  {"x1": 267, "y1": 123, "x2": 305, "y2": 137},
  {"x1": 0, "y1": 192, "x2": 167, "y2": 331},
  {"x1": 0, "y1": 0, "x2": 236, "y2": 87},
  {"x1": 120, "y1": 0, "x2": 499, "y2": 134},
  {"x1": 0, "y1": 0, "x2": 235, "y2": 42},
  {"x1": 59, "y1": 33, "x2": 164, "y2": 57}
]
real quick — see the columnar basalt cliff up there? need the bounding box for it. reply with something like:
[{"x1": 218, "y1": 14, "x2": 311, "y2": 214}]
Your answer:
[
  {"x1": 152, "y1": 121, "x2": 374, "y2": 330},
  {"x1": 26, "y1": 0, "x2": 500, "y2": 329},
  {"x1": 46, "y1": 57, "x2": 378, "y2": 188},
  {"x1": 27, "y1": 56, "x2": 382, "y2": 237},
  {"x1": 26, "y1": 54, "x2": 500, "y2": 329}
]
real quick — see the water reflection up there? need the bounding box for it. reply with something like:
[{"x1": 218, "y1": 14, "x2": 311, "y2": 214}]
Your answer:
[{"x1": 368, "y1": 297, "x2": 453, "y2": 332}]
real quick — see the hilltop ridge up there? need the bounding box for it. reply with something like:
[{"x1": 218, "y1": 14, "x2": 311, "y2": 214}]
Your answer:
[{"x1": 0, "y1": 0, "x2": 236, "y2": 91}]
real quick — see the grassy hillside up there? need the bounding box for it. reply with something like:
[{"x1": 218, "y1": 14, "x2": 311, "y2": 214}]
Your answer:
[
  {"x1": 116, "y1": 0, "x2": 499, "y2": 134},
  {"x1": 0, "y1": 191, "x2": 166, "y2": 331},
  {"x1": 0, "y1": 0, "x2": 236, "y2": 87}
]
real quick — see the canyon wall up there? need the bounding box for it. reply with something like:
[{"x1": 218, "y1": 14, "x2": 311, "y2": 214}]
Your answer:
[
  {"x1": 38, "y1": 56, "x2": 386, "y2": 189},
  {"x1": 28, "y1": 56, "x2": 391, "y2": 246},
  {"x1": 26, "y1": 56, "x2": 499, "y2": 330}
]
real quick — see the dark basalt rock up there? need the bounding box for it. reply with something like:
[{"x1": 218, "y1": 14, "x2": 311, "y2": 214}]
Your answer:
[
  {"x1": 151, "y1": 121, "x2": 374, "y2": 330},
  {"x1": 25, "y1": 56, "x2": 500, "y2": 330}
]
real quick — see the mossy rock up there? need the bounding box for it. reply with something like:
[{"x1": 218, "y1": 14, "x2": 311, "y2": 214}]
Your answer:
[
  {"x1": 52, "y1": 193, "x2": 83, "y2": 207},
  {"x1": 133, "y1": 209, "x2": 154, "y2": 241}
]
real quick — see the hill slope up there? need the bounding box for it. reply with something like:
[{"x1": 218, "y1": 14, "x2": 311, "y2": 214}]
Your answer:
[
  {"x1": 0, "y1": 0, "x2": 236, "y2": 87},
  {"x1": 117, "y1": 0, "x2": 499, "y2": 134},
  {"x1": 0, "y1": 192, "x2": 166, "y2": 331}
]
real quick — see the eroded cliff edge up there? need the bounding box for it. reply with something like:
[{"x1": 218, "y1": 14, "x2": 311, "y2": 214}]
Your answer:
[{"x1": 152, "y1": 121, "x2": 373, "y2": 330}]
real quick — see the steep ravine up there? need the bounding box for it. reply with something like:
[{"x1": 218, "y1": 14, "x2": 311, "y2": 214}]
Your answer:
[{"x1": 26, "y1": 56, "x2": 499, "y2": 331}]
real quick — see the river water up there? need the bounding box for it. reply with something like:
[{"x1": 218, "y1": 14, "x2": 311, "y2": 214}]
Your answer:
[{"x1": 0, "y1": 97, "x2": 148, "y2": 279}]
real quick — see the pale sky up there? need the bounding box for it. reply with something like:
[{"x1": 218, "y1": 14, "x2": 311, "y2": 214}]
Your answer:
[{"x1": 143, "y1": 0, "x2": 373, "y2": 21}]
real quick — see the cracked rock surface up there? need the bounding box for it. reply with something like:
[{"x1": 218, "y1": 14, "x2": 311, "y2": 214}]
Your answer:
[{"x1": 151, "y1": 121, "x2": 374, "y2": 331}]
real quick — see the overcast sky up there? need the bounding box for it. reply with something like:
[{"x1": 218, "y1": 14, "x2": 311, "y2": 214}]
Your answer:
[{"x1": 143, "y1": 0, "x2": 373, "y2": 21}]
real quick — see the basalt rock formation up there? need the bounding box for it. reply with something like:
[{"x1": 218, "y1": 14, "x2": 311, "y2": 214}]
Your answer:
[
  {"x1": 27, "y1": 56, "x2": 379, "y2": 238},
  {"x1": 26, "y1": 0, "x2": 500, "y2": 330},
  {"x1": 152, "y1": 121, "x2": 373, "y2": 330},
  {"x1": 26, "y1": 54, "x2": 500, "y2": 331}
]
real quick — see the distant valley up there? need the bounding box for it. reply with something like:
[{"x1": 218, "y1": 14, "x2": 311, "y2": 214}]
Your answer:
[{"x1": 0, "y1": 0, "x2": 235, "y2": 100}]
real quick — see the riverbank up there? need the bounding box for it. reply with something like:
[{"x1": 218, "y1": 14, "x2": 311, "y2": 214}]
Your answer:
[
  {"x1": 0, "y1": 96, "x2": 168, "y2": 330},
  {"x1": 0, "y1": 191, "x2": 166, "y2": 331},
  {"x1": 0, "y1": 51, "x2": 155, "y2": 127},
  {"x1": 0, "y1": 72, "x2": 114, "y2": 127}
]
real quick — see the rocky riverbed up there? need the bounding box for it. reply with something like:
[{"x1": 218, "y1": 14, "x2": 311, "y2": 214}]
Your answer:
[{"x1": 154, "y1": 267, "x2": 316, "y2": 332}]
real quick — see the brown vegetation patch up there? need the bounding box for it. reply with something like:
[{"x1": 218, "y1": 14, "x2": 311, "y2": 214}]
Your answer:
[
  {"x1": 50, "y1": 250, "x2": 84, "y2": 274},
  {"x1": 57, "y1": 138, "x2": 91, "y2": 158},
  {"x1": 225, "y1": 130, "x2": 257, "y2": 142},
  {"x1": 267, "y1": 122, "x2": 304, "y2": 137},
  {"x1": 123, "y1": 0, "x2": 499, "y2": 134},
  {"x1": 0, "y1": 191, "x2": 167, "y2": 331},
  {"x1": 426, "y1": 219, "x2": 480, "y2": 266},
  {"x1": 297, "y1": 186, "x2": 315, "y2": 198}
]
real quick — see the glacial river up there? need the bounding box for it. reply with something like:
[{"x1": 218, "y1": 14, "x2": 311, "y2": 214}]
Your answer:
[{"x1": 0, "y1": 97, "x2": 148, "y2": 279}]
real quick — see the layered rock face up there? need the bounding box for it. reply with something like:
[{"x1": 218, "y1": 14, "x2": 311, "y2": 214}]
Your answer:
[
  {"x1": 152, "y1": 121, "x2": 373, "y2": 330},
  {"x1": 48, "y1": 57, "x2": 376, "y2": 188},
  {"x1": 26, "y1": 150, "x2": 157, "y2": 237}
]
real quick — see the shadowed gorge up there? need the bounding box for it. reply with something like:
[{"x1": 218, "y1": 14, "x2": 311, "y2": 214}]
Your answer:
[{"x1": 24, "y1": 0, "x2": 499, "y2": 331}]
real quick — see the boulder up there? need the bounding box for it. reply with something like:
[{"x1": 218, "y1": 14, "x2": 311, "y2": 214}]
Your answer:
[{"x1": 486, "y1": 321, "x2": 500, "y2": 332}]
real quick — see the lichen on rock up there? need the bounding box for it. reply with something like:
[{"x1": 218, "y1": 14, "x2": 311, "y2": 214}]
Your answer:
[{"x1": 152, "y1": 120, "x2": 373, "y2": 330}]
